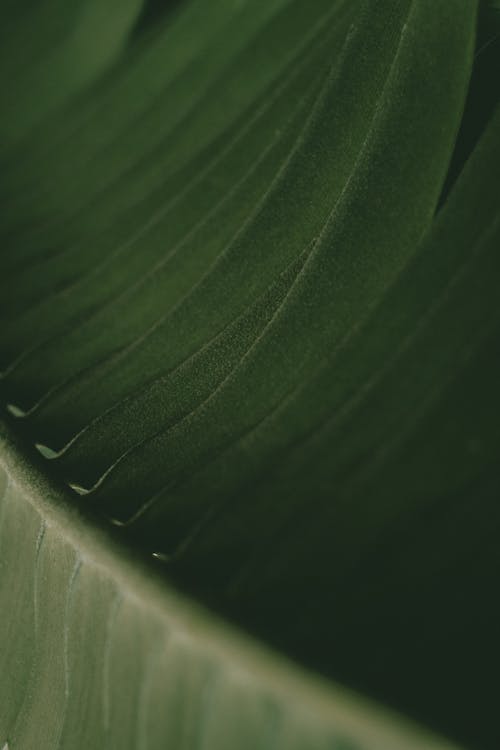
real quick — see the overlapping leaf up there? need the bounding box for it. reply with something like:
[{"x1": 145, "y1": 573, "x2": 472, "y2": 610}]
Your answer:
[{"x1": 1, "y1": 1, "x2": 499, "y2": 748}]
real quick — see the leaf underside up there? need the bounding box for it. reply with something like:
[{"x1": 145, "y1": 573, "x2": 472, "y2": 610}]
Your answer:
[{"x1": 0, "y1": 1, "x2": 499, "y2": 749}]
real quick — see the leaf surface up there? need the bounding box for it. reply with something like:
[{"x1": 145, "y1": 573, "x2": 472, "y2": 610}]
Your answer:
[{"x1": 1, "y1": 1, "x2": 499, "y2": 748}]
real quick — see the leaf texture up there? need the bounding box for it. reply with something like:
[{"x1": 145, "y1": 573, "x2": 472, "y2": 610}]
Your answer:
[
  {"x1": 0, "y1": 0, "x2": 499, "y2": 748},
  {"x1": 0, "y1": 434, "x2": 465, "y2": 749}
]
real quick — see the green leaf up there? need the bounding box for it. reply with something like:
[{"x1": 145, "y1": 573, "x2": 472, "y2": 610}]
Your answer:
[
  {"x1": 0, "y1": 430, "x2": 465, "y2": 749},
  {"x1": 1, "y1": 1, "x2": 499, "y2": 748}
]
